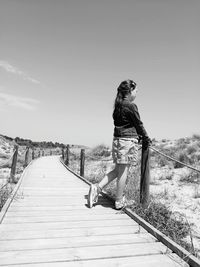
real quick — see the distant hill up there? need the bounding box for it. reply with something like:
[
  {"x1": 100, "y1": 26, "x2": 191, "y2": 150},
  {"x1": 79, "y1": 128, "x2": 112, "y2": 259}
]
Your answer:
[
  {"x1": 0, "y1": 134, "x2": 89, "y2": 150},
  {"x1": 1, "y1": 134, "x2": 67, "y2": 149}
]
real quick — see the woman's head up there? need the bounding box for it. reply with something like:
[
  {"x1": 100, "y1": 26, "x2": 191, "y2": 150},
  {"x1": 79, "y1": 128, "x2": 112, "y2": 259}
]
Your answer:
[
  {"x1": 114, "y1": 79, "x2": 137, "y2": 109},
  {"x1": 117, "y1": 80, "x2": 137, "y2": 94}
]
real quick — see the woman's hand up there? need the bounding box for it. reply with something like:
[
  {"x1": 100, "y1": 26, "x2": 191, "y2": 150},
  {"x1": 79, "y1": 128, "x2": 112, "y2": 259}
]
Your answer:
[{"x1": 142, "y1": 136, "x2": 152, "y2": 149}]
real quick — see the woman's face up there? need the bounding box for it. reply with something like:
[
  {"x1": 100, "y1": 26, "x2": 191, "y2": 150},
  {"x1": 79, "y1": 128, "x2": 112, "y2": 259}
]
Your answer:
[{"x1": 130, "y1": 88, "x2": 138, "y2": 102}]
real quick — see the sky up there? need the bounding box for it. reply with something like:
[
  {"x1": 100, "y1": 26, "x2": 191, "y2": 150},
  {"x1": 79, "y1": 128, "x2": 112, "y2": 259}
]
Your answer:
[{"x1": 0, "y1": 0, "x2": 199, "y2": 147}]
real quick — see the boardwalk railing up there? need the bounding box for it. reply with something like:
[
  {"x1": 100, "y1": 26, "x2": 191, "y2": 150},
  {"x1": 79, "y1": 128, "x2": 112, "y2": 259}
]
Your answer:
[{"x1": 61, "y1": 143, "x2": 200, "y2": 206}]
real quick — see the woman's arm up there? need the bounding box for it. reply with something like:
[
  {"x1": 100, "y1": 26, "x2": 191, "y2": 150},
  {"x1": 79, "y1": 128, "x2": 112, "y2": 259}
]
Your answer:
[{"x1": 129, "y1": 103, "x2": 151, "y2": 144}]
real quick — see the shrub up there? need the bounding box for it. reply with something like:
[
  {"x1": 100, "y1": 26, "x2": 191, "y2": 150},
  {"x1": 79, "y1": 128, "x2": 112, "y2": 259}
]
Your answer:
[
  {"x1": 159, "y1": 169, "x2": 174, "y2": 180},
  {"x1": 0, "y1": 184, "x2": 13, "y2": 211},
  {"x1": 176, "y1": 138, "x2": 186, "y2": 147},
  {"x1": 179, "y1": 169, "x2": 200, "y2": 184},
  {"x1": 173, "y1": 151, "x2": 190, "y2": 168},
  {"x1": 90, "y1": 144, "x2": 111, "y2": 158},
  {"x1": 193, "y1": 186, "x2": 200, "y2": 198},
  {"x1": 132, "y1": 200, "x2": 193, "y2": 253},
  {"x1": 190, "y1": 153, "x2": 200, "y2": 164},
  {"x1": 192, "y1": 134, "x2": 200, "y2": 141},
  {"x1": 177, "y1": 143, "x2": 187, "y2": 150},
  {"x1": 70, "y1": 152, "x2": 80, "y2": 161},
  {"x1": 187, "y1": 144, "x2": 198, "y2": 155},
  {"x1": 0, "y1": 153, "x2": 10, "y2": 159},
  {"x1": 196, "y1": 153, "x2": 200, "y2": 161},
  {"x1": 157, "y1": 155, "x2": 169, "y2": 167}
]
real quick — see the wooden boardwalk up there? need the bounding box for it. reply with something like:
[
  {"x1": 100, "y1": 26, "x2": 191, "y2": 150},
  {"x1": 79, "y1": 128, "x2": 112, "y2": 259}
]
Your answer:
[{"x1": 0, "y1": 156, "x2": 188, "y2": 266}]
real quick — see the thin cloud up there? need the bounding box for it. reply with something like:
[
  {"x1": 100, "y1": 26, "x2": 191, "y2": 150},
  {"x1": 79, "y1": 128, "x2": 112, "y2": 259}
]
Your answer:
[
  {"x1": 0, "y1": 92, "x2": 39, "y2": 110},
  {"x1": 0, "y1": 60, "x2": 40, "y2": 84}
]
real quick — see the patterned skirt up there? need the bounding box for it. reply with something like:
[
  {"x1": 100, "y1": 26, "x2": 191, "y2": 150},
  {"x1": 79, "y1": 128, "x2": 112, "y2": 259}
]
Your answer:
[{"x1": 112, "y1": 137, "x2": 138, "y2": 165}]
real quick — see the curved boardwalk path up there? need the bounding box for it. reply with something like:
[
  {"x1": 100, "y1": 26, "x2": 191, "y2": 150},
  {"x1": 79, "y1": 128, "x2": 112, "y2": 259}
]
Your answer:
[{"x1": 0, "y1": 156, "x2": 188, "y2": 266}]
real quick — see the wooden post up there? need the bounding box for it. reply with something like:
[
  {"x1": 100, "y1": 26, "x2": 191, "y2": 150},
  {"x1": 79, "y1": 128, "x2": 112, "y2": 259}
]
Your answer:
[
  {"x1": 10, "y1": 145, "x2": 18, "y2": 183},
  {"x1": 140, "y1": 144, "x2": 150, "y2": 206},
  {"x1": 32, "y1": 149, "x2": 35, "y2": 160},
  {"x1": 62, "y1": 148, "x2": 64, "y2": 160},
  {"x1": 24, "y1": 147, "x2": 29, "y2": 167},
  {"x1": 42, "y1": 150, "x2": 44, "y2": 157},
  {"x1": 64, "y1": 145, "x2": 70, "y2": 166},
  {"x1": 38, "y1": 151, "x2": 41, "y2": 157},
  {"x1": 80, "y1": 149, "x2": 85, "y2": 177},
  {"x1": 50, "y1": 150, "x2": 52, "y2": 155}
]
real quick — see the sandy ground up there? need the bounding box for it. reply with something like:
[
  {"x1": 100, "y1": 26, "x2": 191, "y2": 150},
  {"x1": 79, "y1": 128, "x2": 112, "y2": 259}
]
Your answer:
[{"x1": 151, "y1": 167, "x2": 200, "y2": 256}]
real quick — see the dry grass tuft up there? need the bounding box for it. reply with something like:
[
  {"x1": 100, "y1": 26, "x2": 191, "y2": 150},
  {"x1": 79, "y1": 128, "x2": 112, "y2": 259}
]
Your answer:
[{"x1": 0, "y1": 184, "x2": 13, "y2": 211}]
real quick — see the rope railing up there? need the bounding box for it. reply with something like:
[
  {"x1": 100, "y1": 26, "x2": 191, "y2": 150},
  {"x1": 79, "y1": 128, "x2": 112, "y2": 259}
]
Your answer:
[
  {"x1": 150, "y1": 146, "x2": 200, "y2": 174},
  {"x1": 61, "y1": 143, "x2": 200, "y2": 205},
  {"x1": 69, "y1": 145, "x2": 200, "y2": 172}
]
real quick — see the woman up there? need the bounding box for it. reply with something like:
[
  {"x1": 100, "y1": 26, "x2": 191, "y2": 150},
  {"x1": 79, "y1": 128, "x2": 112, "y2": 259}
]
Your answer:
[{"x1": 88, "y1": 79, "x2": 151, "y2": 209}]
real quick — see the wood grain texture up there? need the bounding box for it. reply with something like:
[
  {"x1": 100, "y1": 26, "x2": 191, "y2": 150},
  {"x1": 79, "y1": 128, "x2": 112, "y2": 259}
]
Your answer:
[{"x1": 0, "y1": 156, "x2": 188, "y2": 267}]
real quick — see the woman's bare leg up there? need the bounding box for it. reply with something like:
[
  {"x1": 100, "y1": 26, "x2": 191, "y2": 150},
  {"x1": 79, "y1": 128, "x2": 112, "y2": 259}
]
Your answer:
[
  {"x1": 116, "y1": 164, "x2": 129, "y2": 201},
  {"x1": 98, "y1": 164, "x2": 118, "y2": 189}
]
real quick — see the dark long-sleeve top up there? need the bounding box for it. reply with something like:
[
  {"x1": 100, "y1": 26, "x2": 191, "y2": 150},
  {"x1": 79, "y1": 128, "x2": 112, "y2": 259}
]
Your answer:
[{"x1": 113, "y1": 100, "x2": 149, "y2": 140}]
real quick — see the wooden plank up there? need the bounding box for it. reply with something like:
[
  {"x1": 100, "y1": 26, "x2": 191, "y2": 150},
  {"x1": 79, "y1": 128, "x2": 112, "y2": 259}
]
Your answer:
[
  {"x1": 21, "y1": 183, "x2": 88, "y2": 188},
  {"x1": 0, "y1": 242, "x2": 169, "y2": 265},
  {"x1": 1, "y1": 219, "x2": 137, "y2": 230},
  {"x1": 4, "y1": 209, "x2": 124, "y2": 217},
  {"x1": 3, "y1": 213, "x2": 129, "y2": 223},
  {"x1": 10, "y1": 198, "x2": 99, "y2": 205},
  {"x1": 125, "y1": 208, "x2": 200, "y2": 267},
  {"x1": 10, "y1": 202, "x2": 111, "y2": 208},
  {"x1": 7, "y1": 205, "x2": 114, "y2": 211},
  {"x1": 17, "y1": 191, "x2": 88, "y2": 196},
  {"x1": 13, "y1": 196, "x2": 89, "y2": 200},
  {"x1": 0, "y1": 254, "x2": 187, "y2": 267},
  {"x1": 0, "y1": 233, "x2": 156, "y2": 251},
  {"x1": 10, "y1": 196, "x2": 102, "y2": 202},
  {"x1": 20, "y1": 186, "x2": 87, "y2": 190},
  {"x1": 0, "y1": 225, "x2": 145, "y2": 240},
  {"x1": 18, "y1": 186, "x2": 85, "y2": 190}
]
